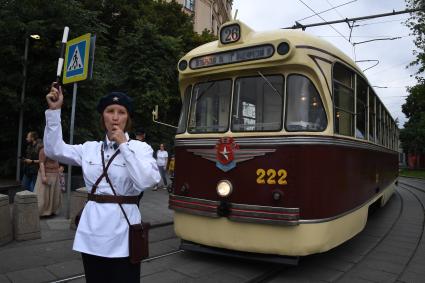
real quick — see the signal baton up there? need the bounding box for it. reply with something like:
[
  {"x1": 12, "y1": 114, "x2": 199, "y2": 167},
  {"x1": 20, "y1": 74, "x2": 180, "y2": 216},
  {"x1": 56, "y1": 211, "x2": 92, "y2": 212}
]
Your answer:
[{"x1": 56, "y1": 26, "x2": 69, "y2": 83}]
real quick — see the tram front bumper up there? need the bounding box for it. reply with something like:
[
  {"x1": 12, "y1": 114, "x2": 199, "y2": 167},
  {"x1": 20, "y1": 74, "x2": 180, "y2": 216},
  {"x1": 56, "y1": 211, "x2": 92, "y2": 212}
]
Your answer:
[{"x1": 169, "y1": 193, "x2": 300, "y2": 226}]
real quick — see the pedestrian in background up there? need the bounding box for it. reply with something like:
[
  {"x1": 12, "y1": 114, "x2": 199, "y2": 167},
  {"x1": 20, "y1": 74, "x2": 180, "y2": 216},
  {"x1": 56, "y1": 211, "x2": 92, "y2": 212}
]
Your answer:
[
  {"x1": 135, "y1": 127, "x2": 146, "y2": 142},
  {"x1": 44, "y1": 83, "x2": 160, "y2": 282},
  {"x1": 156, "y1": 143, "x2": 168, "y2": 189},
  {"x1": 21, "y1": 131, "x2": 40, "y2": 192},
  {"x1": 34, "y1": 145, "x2": 62, "y2": 217}
]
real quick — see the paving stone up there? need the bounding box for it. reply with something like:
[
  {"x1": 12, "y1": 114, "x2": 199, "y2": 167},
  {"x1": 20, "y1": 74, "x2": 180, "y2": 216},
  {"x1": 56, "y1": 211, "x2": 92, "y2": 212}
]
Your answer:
[
  {"x1": 305, "y1": 254, "x2": 354, "y2": 272},
  {"x1": 171, "y1": 253, "x2": 224, "y2": 278},
  {"x1": 346, "y1": 266, "x2": 398, "y2": 282},
  {"x1": 333, "y1": 275, "x2": 374, "y2": 282},
  {"x1": 356, "y1": 258, "x2": 404, "y2": 275},
  {"x1": 186, "y1": 270, "x2": 247, "y2": 283},
  {"x1": 6, "y1": 267, "x2": 56, "y2": 283},
  {"x1": 46, "y1": 219, "x2": 71, "y2": 230},
  {"x1": 399, "y1": 270, "x2": 425, "y2": 283},
  {"x1": 45, "y1": 259, "x2": 84, "y2": 278},
  {"x1": 141, "y1": 269, "x2": 192, "y2": 283},
  {"x1": 0, "y1": 275, "x2": 10, "y2": 283},
  {"x1": 222, "y1": 259, "x2": 270, "y2": 280}
]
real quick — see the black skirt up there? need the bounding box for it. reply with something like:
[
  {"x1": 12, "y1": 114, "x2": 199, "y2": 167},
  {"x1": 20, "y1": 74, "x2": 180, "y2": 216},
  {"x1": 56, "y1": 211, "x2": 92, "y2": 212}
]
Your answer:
[{"x1": 82, "y1": 253, "x2": 141, "y2": 283}]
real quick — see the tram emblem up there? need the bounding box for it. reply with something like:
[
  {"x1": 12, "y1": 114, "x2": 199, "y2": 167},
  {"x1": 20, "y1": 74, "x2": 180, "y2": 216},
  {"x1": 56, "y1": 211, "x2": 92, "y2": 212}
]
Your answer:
[
  {"x1": 216, "y1": 137, "x2": 239, "y2": 172},
  {"x1": 187, "y1": 138, "x2": 276, "y2": 173}
]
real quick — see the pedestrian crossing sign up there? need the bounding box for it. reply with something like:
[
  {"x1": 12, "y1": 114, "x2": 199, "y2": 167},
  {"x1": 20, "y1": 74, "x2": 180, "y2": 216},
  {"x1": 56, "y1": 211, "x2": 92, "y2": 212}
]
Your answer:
[{"x1": 63, "y1": 33, "x2": 91, "y2": 84}]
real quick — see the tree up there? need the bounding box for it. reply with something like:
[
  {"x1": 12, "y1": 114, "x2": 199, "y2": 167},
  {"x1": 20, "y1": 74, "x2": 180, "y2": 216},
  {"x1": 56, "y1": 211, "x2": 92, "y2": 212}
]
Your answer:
[
  {"x1": 0, "y1": 0, "x2": 214, "y2": 177},
  {"x1": 400, "y1": 0, "x2": 425, "y2": 166}
]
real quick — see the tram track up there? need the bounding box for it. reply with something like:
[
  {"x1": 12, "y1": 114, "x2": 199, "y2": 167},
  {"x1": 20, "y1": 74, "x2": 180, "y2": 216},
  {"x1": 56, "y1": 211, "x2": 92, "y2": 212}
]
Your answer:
[
  {"x1": 52, "y1": 249, "x2": 185, "y2": 283},
  {"x1": 332, "y1": 190, "x2": 405, "y2": 282},
  {"x1": 396, "y1": 181, "x2": 425, "y2": 282},
  {"x1": 249, "y1": 180, "x2": 425, "y2": 283},
  {"x1": 51, "y1": 221, "x2": 179, "y2": 283}
]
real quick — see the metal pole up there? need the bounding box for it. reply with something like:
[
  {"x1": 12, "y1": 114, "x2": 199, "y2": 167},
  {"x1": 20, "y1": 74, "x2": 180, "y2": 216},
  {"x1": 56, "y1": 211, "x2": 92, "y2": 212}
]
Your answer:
[
  {"x1": 16, "y1": 37, "x2": 29, "y2": 182},
  {"x1": 66, "y1": 82, "x2": 77, "y2": 219}
]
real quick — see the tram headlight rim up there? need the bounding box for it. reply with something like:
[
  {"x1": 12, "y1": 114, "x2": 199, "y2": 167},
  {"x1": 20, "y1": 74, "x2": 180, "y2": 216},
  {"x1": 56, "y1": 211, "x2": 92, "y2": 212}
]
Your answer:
[{"x1": 216, "y1": 180, "x2": 233, "y2": 197}]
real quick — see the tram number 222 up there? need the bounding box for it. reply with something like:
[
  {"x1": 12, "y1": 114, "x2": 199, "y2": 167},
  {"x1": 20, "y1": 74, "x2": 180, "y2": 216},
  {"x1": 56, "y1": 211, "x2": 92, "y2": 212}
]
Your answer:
[{"x1": 256, "y1": 169, "x2": 288, "y2": 185}]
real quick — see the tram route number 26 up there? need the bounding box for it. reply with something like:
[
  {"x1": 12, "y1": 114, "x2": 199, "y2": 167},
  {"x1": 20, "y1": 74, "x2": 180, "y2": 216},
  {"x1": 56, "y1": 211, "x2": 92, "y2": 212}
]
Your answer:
[{"x1": 256, "y1": 169, "x2": 288, "y2": 185}]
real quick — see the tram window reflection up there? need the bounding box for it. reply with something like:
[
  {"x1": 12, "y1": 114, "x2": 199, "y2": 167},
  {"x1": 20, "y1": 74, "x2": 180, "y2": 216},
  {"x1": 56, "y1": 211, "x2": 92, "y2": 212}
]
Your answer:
[
  {"x1": 333, "y1": 63, "x2": 355, "y2": 136},
  {"x1": 285, "y1": 75, "x2": 327, "y2": 132},
  {"x1": 369, "y1": 89, "x2": 376, "y2": 142},
  {"x1": 376, "y1": 102, "x2": 382, "y2": 144},
  {"x1": 231, "y1": 75, "x2": 283, "y2": 132},
  {"x1": 188, "y1": 80, "x2": 231, "y2": 133},
  {"x1": 177, "y1": 85, "x2": 192, "y2": 134},
  {"x1": 356, "y1": 77, "x2": 367, "y2": 139}
]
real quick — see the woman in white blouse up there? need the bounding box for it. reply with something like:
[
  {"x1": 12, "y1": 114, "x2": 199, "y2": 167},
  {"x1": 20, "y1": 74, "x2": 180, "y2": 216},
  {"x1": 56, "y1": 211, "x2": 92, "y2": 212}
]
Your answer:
[{"x1": 44, "y1": 83, "x2": 160, "y2": 282}]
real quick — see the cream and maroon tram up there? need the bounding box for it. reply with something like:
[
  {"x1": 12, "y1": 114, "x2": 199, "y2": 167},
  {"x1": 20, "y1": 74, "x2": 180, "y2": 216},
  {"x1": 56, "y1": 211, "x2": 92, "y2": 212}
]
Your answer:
[{"x1": 169, "y1": 20, "x2": 398, "y2": 259}]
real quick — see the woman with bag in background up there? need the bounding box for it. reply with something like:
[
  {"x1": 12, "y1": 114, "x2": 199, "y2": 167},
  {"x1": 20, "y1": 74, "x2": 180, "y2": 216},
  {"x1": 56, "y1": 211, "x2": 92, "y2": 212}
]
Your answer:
[
  {"x1": 34, "y1": 145, "x2": 62, "y2": 216},
  {"x1": 44, "y1": 83, "x2": 160, "y2": 282}
]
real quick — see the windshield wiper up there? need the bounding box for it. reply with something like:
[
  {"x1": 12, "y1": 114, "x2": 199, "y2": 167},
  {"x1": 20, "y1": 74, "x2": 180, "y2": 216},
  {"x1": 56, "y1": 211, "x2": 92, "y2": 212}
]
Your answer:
[
  {"x1": 195, "y1": 80, "x2": 217, "y2": 102},
  {"x1": 257, "y1": 71, "x2": 281, "y2": 97}
]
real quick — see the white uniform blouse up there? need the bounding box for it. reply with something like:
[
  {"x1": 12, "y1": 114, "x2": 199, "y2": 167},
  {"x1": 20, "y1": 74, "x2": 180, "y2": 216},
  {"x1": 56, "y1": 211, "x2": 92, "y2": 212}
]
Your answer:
[{"x1": 44, "y1": 109, "x2": 161, "y2": 257}]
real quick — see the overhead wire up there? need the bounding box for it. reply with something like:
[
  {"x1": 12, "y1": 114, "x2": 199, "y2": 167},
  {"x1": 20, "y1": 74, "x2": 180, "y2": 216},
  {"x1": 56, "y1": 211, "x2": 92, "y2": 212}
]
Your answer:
[
  {"x1": 296, "y1": 0, "x2": 357, "y2": 22},
  {"x1": 297, "y1": 0, "x2": 350, "y2": 42}
]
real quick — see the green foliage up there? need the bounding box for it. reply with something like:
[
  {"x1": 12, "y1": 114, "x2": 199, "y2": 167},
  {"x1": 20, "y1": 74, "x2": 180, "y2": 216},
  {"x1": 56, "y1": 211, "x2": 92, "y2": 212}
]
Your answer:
[
  {"x1": 399, "y1": 168, "x2": 425, "y2": 178},
  {"x1": 406, "y1": 0, "x2": 425, "y2": 76},
  {"x1": 400, "y1": 0, "x2": 425, "y2": 158},
  {"x1": 0, "y1": 0, "x2": 213, "y2": 177}
]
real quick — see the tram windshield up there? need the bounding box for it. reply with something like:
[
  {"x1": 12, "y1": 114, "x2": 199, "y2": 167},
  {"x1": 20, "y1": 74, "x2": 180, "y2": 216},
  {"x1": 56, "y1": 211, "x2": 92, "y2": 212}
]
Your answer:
[
  {"x1": 182, "y1": 74, "x2": 327, "y2": 134},
  {"x1": 188, "y1": 80, "x2": 232, "y2": 133},
  {"x1": 232, "y1": 75, "x2": 283, "y2": 131}
]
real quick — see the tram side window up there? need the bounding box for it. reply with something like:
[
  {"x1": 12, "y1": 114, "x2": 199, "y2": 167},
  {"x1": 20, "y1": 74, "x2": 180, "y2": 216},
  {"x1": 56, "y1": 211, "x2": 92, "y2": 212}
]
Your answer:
[
  {"x1": 369, "y1": 89, "x2": 376, "y2": 142},
  {"x1": 188, "y1": 80, "x2": 232, "y2": 133},
  {"x1": 285, "y1": 74, "x2": 327, "y2": 131},
  {"x1": 176, "y1": 86, "x2": 192, "y2": 134},
  {"x1": 333, "y1": 63, "x2": 354, "y2": 136},
  {"x1": 376, "y1": 102, "x2": 382, "y2": 145},
  {"x1": 356, "y1": 76, "x2": 367, "y2": 139},
  {"x1": 231, "y1": 75, "x2": 283, "y2": 132}
]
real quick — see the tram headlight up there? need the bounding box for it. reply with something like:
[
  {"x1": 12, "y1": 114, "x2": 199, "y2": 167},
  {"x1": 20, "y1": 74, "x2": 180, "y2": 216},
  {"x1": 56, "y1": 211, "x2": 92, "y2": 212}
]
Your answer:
[{"x1": 217, "y1": 180, "x2": 233, "y2": 197}]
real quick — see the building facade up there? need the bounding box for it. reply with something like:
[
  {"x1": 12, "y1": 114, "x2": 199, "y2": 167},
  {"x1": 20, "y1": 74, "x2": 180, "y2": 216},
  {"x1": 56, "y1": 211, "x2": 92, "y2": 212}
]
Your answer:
[{"x1": 175, "y1": 0, "x2": 233, "y2": 35}]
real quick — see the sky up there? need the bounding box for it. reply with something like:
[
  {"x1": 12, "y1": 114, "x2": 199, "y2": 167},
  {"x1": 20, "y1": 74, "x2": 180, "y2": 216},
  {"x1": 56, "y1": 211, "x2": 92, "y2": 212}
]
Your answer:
[{"x1": 232, "y1": 0, "x2": 420, "y2": 127}]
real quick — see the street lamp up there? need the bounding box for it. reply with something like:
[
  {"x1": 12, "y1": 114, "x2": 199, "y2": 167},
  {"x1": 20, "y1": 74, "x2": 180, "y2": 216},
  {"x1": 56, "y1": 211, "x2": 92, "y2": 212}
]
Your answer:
[{"x1": 16, "y1": 34, "x2": 40, "y2": 182}]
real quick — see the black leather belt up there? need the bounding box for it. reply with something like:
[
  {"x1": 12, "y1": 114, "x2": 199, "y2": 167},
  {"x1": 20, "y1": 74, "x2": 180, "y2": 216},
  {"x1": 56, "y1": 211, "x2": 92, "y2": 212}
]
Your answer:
[{"x1": 88, "y1": 193, "x2": 139, "y2": 204}]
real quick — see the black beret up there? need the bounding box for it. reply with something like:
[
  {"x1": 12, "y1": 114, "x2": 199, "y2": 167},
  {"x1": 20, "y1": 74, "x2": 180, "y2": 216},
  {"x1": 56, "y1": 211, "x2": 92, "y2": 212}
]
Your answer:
[
  {"x1": 97, "y1": 92, "x2": 133, "y2": 115},
  {"x1": 135, "y1": 127, "x2": 145, "y2": 135}
]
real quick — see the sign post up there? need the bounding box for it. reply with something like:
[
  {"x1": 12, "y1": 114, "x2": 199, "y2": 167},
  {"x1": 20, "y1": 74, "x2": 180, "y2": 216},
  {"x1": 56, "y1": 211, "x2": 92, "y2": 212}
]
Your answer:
[{"x1": 62, "y1": 33, "x2": 92, "y2": 219}]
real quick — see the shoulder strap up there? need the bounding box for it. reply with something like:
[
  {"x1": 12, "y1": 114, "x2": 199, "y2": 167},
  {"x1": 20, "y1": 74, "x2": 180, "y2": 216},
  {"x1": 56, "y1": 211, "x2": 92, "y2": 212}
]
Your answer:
[
  {"x1": 100, "y1": 143, "x2": 132, "y2": 227},
  {"x1": 90, "y1": 147, "x2": 121, "y2": 194}
]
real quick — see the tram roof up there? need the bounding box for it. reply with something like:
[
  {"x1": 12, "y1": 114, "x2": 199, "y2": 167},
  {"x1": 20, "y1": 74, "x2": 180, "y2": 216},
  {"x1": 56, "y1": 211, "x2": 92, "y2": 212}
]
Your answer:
[{"x1": 181, "y1": 20, "x2": 365, "y2": 77}]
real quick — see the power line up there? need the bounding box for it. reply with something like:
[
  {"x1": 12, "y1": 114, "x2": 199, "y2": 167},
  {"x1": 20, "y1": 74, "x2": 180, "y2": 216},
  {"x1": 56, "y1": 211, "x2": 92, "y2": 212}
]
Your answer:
[
  {"x1": 355, "y1": 18, "x2": 409, "y2": 27},
  {"x1": 326, "y1": 0, "x2": 346, "y2": 20},
  {"x1": 318, "y1": 35, "x2": 410, "y2": 38},
  {"x1": 285, "y1": 8, "x2": 423, "y2": 29},
  {"x1": 353, "y1": 36, "x2": 402, "y2": 46},
  {"x1": 297, "y1": 0, "x2": 350, "y2": 42},
  {"x1": 296, "y1": 0, "x2": 357, "y2": 22}
]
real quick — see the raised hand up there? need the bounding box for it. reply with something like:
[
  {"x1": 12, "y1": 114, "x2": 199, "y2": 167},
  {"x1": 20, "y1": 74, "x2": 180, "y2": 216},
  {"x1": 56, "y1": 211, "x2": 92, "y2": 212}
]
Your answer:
[{"x1": 46, "y1": 82, "x2": 64, "y2": 110}]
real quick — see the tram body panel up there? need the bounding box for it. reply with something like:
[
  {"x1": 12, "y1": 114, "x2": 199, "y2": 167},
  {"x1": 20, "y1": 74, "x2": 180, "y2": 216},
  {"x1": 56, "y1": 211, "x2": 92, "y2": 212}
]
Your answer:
[{"x1": 173, "y1": 138, "x2": 398, "y2": 220}]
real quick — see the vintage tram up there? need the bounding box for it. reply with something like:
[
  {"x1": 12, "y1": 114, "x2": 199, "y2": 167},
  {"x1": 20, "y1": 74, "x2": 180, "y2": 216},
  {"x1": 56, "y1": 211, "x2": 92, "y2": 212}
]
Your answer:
[{"x1": 169, "y1": 20, "x2": 399, "y2": 259}]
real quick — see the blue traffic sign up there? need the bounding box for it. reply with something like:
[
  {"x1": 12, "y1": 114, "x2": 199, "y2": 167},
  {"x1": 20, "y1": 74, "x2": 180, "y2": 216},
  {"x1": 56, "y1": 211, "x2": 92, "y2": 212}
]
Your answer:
[{"x1": 63, "y1": 33, "x2": 91, "y2": 84}]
